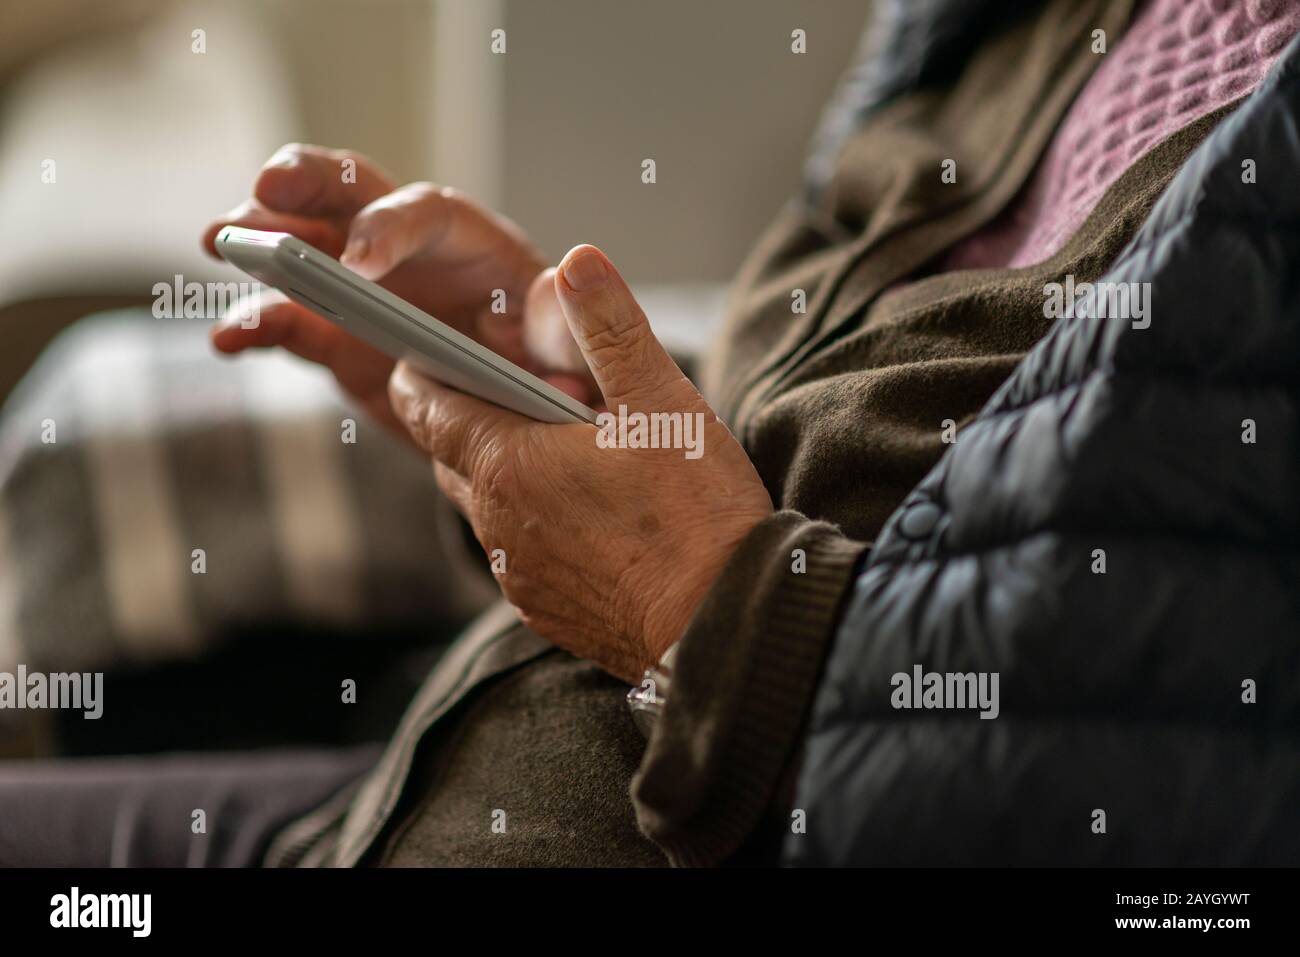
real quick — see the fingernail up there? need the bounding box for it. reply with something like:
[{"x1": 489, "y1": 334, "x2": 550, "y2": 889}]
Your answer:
[
  {"x1": 561, "y1": 249, "x2": 608, "y2": 292},
  {"x1": 215, "y1": 312, "x2": 257, "y2": 333},
  {"x1": 264, "y1": 151, "x2": 300, "y2": 170},
  {"x1": 391, "y1": 360, "x2": 427, "y2": 398},
  {"x1": 340, "y1": 237, "x2": 369, "y2": 267}
]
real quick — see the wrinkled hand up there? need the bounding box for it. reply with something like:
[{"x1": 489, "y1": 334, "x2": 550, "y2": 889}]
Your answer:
[
  {"x1": 202, "y1": 143, "x2": 597, "y2": 440},
  {"x1": 389, "y1": 245, "x2": 774, "y2": 683}
]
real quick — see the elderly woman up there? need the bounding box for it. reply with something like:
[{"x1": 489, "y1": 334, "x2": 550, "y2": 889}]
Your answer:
[{"x1": 2, "y1": 0, "x2": 1298, "y2": 867}]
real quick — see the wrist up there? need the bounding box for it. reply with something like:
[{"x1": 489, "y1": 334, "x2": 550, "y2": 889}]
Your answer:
[{"x1": 640, "y1": 514, "x2": 770, "y2": 668}]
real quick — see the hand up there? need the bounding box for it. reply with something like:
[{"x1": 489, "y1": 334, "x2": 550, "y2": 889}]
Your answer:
[
  {"x1": 388, "y1": 244, "x2": 774, "y2": 683},
  {"x1": 201, "y1": 143, "x2": 597, "y2": 439}
]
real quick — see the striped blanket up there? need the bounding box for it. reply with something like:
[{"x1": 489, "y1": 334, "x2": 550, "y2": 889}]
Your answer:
[{"x1": 0, "y1": 311, "x2": 497, "y2": 676}]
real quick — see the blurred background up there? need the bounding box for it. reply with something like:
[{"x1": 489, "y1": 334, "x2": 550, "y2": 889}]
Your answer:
[
  {"x1": 0, "y1": 0, "x2": 867, "y2": 400},
  {"x1": 0, "y1": 0, "x2": 868, "y2": 759}
]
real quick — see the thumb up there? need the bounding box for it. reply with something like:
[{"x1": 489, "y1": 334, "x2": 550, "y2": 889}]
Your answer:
[{"x1": 554, "y1": 245, "x2": 696, "y2": 411}]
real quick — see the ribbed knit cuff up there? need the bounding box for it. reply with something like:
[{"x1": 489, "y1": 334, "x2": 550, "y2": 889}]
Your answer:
[{"x1": 630, "y1": 511, "x2": 868, "y2": 866}]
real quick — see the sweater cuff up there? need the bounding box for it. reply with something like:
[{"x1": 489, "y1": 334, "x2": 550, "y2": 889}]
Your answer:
[{"x1": 630, "y1": 510, "x2": 868, "y2": 866}]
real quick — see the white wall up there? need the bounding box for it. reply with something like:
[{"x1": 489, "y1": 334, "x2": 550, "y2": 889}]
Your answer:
[{"x1": 496, "y1": 0, "x2": 868, "y2": 282}]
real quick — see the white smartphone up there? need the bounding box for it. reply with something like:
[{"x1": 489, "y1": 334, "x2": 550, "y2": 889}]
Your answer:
[{"x1": 215, "y1": 226, "x2": 598, "y2": 425}]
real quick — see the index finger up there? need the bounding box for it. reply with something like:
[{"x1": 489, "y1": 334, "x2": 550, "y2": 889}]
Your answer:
[
  {"x1": 254, "y1": 143, "x2": 395, "y2": 218},
  {"x1": 201, "y1": 199, "x2": 347, "y2": 259}
]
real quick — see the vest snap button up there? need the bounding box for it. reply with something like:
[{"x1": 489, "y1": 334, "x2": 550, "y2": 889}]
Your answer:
[{"x1": 899, "y1": 502, "x2": 941, "y2": 539}]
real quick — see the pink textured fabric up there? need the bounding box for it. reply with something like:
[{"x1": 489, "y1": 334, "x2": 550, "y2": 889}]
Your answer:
[{"x1": 944, "y1": 0, "x2": 1300, "y2": 271}]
